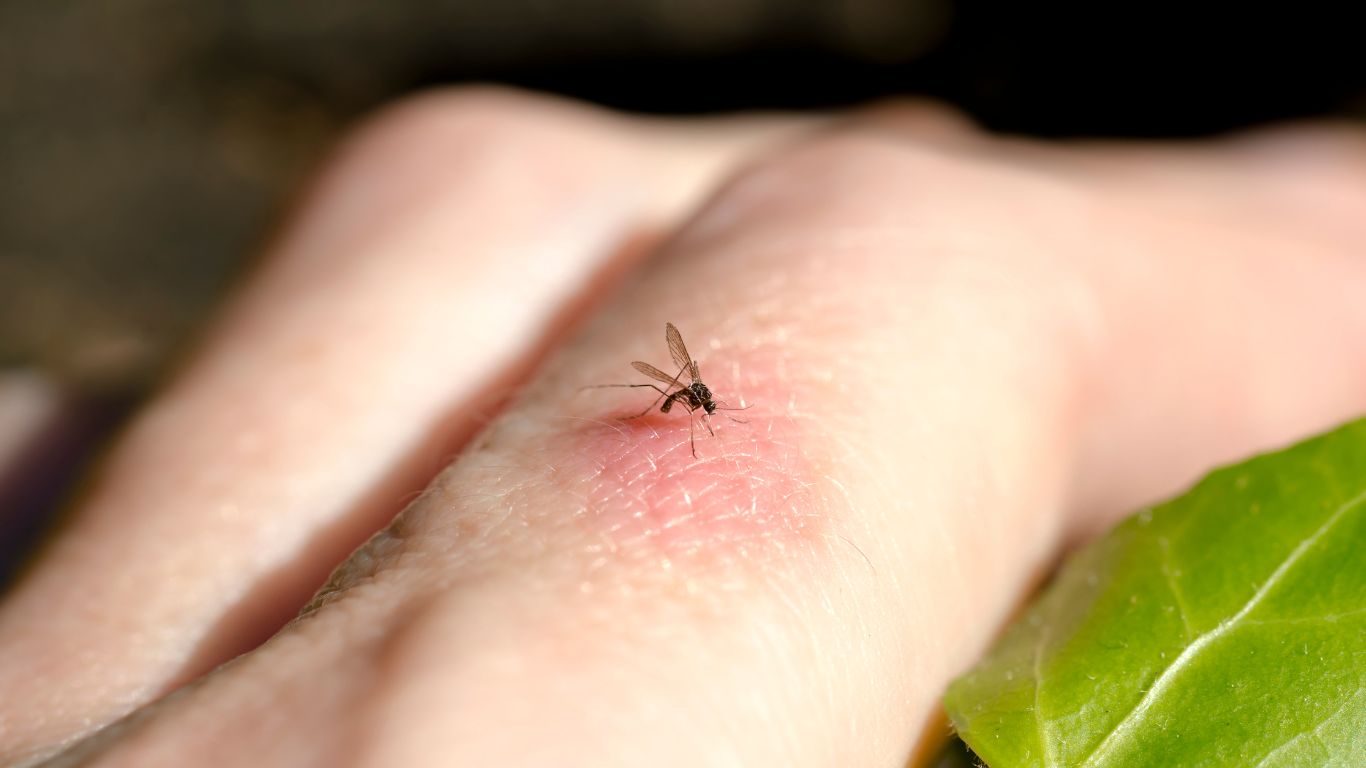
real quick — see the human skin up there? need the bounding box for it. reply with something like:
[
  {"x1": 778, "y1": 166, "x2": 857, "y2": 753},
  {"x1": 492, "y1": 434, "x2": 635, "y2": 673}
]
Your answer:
[{"x1": 0, "y1": 88, "x2": 1363, "y2": 767}]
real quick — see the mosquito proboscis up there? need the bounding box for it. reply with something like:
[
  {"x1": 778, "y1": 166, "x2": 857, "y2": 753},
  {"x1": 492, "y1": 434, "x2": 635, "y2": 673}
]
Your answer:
[{"x1": 587, "y1": 322, "x2": 750, "y2": 457}]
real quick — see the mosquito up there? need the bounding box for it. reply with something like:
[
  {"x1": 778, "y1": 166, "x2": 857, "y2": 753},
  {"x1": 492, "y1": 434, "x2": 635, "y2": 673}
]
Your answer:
[{"x1": 590, "y1": 322, "x2": 750, "y2": 457}]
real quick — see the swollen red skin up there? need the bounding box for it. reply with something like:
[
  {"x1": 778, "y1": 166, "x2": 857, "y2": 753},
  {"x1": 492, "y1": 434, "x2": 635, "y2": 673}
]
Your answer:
[{"x1": 558, "y1": 403, "x2": 829, "y2": 564}]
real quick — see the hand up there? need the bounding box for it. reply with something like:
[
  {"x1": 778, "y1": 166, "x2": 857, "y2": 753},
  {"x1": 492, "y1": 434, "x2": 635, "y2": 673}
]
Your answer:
[{"x1": 2, "y1": 88, "x2": 1363, "y2": 767}]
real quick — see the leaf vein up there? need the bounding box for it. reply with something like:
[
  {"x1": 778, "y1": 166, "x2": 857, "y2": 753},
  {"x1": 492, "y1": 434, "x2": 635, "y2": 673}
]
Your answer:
[
  {"x1": 1157, "y1": 536, "x2": 1195, "y2": 640},
  {"x1": 1077, "y1": 488, "x2": 1366, "y2": 767},
  {"x1": 1249, "y1": 690, "x2": 1355, "y2": 768}
]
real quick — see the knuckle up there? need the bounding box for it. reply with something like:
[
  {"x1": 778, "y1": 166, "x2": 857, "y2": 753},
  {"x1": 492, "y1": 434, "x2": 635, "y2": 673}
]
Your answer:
[
  {"x1": 323, "y1": 85, "x2": 612, "y2": 206},
  {"x1": 279, "y1": 85, "x2": 622, "y2": 266},
  {"x1": 702, "y1": 130, "x2": 967, "y2": 238},
  {"x1": 676, "y1": 128, "x2": 1013, "y2": 281},
  {"x1": 841, "y1": 97, "x2": 980, "y2": 141},
  {"x1": 1233, "y1": 122, "x2": 1366, "y2": 192},
  {"x1": 1242, "y1": 122, "x2": 1366, "y2": 160}
]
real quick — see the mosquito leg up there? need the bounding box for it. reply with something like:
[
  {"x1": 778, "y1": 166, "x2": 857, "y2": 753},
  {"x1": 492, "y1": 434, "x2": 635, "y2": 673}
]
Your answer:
[
  {"x1": 624, "y1": 387, "x2": 675, "y2": 419},
  {"x1": 688, "y1": 411, "x2": 698, "y2": 458},
  {"x1": 587, "y1": 383, "x2": 672, "y2": 419},
  {"x1": 582, "y1": 383, "x2": 668, "y2": 392}
]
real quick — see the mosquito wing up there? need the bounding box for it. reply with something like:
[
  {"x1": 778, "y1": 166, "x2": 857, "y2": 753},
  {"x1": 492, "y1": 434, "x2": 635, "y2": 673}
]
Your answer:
[
  {"x1": 632, "y1": 360, "x2": 688, "y2": 389},
  {"x1": 665, "y1": 322, "x2": 700, "y2": 382}
]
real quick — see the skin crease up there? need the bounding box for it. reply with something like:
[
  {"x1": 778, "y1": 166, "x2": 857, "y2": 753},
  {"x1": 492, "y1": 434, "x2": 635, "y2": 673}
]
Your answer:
[{"x1": 0, "y1": 88, "x2": 1364, "y2": 766}]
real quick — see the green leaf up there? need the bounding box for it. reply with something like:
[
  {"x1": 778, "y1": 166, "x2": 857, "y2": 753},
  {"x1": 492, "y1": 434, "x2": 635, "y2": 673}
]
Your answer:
[{"x1": 944, "y1": 418, "x2": 1366, "y2": 767}]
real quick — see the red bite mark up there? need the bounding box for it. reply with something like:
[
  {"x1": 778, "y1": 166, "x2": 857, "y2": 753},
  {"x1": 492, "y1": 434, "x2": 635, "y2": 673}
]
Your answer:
[{"x1": 560, "y1": 408, "x2": 827, "y2": 563}]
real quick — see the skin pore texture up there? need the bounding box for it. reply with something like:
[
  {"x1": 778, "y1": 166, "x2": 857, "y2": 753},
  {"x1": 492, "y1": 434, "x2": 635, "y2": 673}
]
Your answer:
[{"x1": 1, "y1": 89, "x2": 1364, "y2": 767}]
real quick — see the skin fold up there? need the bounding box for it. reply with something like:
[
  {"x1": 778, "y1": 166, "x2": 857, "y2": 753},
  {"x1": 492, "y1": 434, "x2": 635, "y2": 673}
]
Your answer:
[{"x1": 0, "y1": 88, "x2": 1363, "y2": 767}]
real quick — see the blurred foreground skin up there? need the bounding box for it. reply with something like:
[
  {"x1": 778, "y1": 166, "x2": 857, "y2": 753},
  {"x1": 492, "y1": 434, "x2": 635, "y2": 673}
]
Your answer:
[{"x1": 1, "y1": 89, "x2": 1364, "y2": 767}]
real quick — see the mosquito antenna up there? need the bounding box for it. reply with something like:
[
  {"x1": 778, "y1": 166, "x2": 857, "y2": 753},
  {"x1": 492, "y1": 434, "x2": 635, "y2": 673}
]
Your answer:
[
  {"x1": 711, "y1": 399, "x2": 751, "y2": 424},
  {"x1": 713, "y1": 399, "x2": 752, "y2": 411}
]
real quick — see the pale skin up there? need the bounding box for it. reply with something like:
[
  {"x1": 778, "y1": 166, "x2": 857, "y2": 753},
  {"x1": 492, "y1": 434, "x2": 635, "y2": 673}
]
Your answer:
[{"x1": 0, "y1": 87, "x2": 1364, "y2": 767}]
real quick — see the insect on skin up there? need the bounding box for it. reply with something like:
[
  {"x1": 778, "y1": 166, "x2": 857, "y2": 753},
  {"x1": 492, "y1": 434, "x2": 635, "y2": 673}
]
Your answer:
[{"x1": 590, "y1": 323, "x2": 750, "y2": 458}]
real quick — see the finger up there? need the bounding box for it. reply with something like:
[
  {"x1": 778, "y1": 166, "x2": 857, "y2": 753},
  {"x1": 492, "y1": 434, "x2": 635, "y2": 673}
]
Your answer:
[
  {"x1": 0, "y1": 87, "x2": 815, "y2": 762},
  {"x1": 1022, "y1": 128, "x2": 1366, "y2": 531},
  {"x1": 51, "y1": 125, "x2": 1366, "y2": 766},
  {"x1": 886, "y1": 122, "x2": 1366, "y2": 529},
  {"x1": 973, "y1": 123, "x2": 1366, "y2": 253}
]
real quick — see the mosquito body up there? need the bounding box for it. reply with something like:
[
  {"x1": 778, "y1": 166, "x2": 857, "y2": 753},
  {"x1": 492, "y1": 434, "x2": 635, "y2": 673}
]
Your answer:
[
  {"x1": 591, "y1": 322, "x2": 748, "y2": 457},
  {"x1": 659, "y1": 376, "x2": 715, "y2": 416}
]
